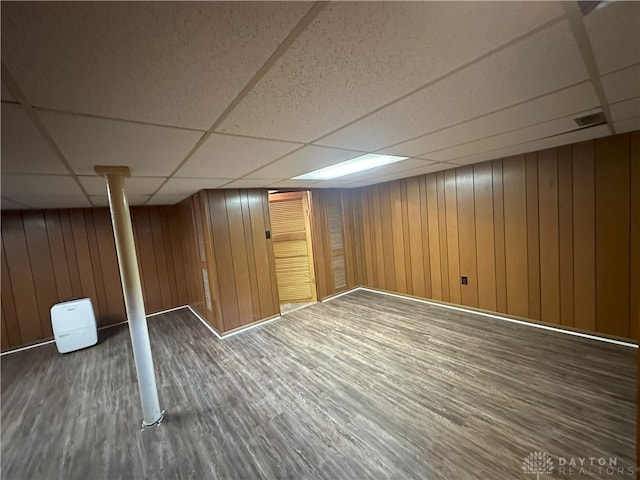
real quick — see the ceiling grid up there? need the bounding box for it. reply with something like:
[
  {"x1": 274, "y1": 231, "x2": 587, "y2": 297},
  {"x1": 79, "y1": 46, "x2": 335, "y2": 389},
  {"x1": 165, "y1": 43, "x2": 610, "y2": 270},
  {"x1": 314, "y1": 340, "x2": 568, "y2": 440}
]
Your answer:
[{"x1": 1, "y1": 1, "x2": 638, "y2": 209}]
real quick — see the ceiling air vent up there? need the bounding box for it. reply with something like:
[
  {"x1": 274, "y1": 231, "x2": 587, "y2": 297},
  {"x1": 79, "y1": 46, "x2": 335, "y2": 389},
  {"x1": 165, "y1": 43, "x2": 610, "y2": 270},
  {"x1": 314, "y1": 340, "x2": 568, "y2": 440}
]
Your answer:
[{"x1": 574, "y1": 111, "x2": 607, "y2": 128}]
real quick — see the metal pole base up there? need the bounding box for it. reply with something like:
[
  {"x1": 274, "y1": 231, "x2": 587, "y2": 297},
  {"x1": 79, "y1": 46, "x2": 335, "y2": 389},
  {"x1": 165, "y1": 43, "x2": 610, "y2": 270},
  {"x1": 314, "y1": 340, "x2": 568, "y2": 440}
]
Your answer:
[{"x1": 141, "y1": 410, "x2": 165, "y2": 431}]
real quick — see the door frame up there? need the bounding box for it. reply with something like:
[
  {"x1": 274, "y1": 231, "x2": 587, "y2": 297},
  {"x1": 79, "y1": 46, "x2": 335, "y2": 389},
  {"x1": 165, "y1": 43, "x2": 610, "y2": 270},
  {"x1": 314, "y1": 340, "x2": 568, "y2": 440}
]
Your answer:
[{"x1": 268, "y1": 191, "x2": 318, "y2": 303}]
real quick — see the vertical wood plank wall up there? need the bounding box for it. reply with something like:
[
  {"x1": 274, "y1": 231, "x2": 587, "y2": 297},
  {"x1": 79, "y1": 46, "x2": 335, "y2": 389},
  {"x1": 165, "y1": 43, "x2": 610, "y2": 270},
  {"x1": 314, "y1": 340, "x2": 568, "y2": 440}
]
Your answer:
[
  {"x1": 178, "y1": 189, "x2": 281, "y2": 334},
  {"x1": 1, "y1": 206, "x2": 189, "y2": 351},
  {"x1": 309, "y1": 189, "x2": 362, "y2": 300},
  {"x1": 176, "y1": 195, "x2": 208, "y2": 326},
  {"x1": 353, "y1": 132, "x2": 640, "y2": 340},
  {"x1": 3, "y1": 133, "x2": 637, "y2": 349}
]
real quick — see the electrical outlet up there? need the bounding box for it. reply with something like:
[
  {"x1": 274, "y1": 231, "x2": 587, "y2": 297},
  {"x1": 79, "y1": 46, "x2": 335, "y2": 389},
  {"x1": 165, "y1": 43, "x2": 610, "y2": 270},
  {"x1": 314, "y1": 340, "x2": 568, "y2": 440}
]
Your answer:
[{"x1": 461, "y1": 276, "x2": 468, "y2": 285}]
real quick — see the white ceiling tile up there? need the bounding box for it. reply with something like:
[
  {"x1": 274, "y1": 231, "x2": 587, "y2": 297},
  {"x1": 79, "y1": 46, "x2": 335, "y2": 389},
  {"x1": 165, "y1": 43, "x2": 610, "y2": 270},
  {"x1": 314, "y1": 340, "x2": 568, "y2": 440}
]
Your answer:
[
  {"x1": 609, "y1": 97, "x2": 640, "y2": 122},
  {"x1": 38, "y1": 111, "x2": 203, "y2": 176},
  {"x1": 428, "y1": 108, "x2": 602, "y2": 162},
  {"x1": 1, "y1": 174, "x2": 83, "y2": 197},
  {"x1": 601, "y1": 64, "x2": 640, "y2": 104},
  {"x1": 220, "y1": 179, "x2": 276, "y2": 189},
  {"x1": 451, "y1": 124, "x2": 611, "y2": 166},
  {"x1": 146, "y1": 193, "x2": 192, "y2": 206},
  {"x1": 90, "y1": 194, "x2": 150, "y2": 207},
  {"x1": 1, "y1": 197, "x2": 28, "y2": 210},
  {"x1": 316, "y1": 20, "x2": 589, "y2": 152},
  {"x1": 1, "y1": 82, "x2": 16, "y2": 101},
  {"x1": 584, "y1": 1, "x2": 640, "y2": 75},
  {"x1": 381, "y1": 82, "x2": 599, "y2": 158},
  {"x1": 7, "y1": 194, "x2": 92, "y2": 209},
  {"x1": 2, "y1": 2, "x2": 312, "y2": 129},
  {"x1": 217, "y1": 2, "x2": 563, "y2": 142},
  {"x1": 156, "y1": 177, "x2": 230, "y2": 196},
  {"x1": 266, "y1": 179, "x2": 320, "y2": 189},
  {"x1": 176, "y1": 133, "x2": 301, "y2": 179},
  {"x1": 79, "y1": 176, "x2": 165, "y2": 196},
  {"x1": 345, "y1": 162, "x2": 459, "y2": 188},
  {"x1": 613, "y1": 116, "x2": 640, "y2": 134},
  {"x1": 245, "y1": 145, "x2": 365, "y2": 180},
  {"x1": 1, "y1": 104, "x2": 68, "y2": 175}
]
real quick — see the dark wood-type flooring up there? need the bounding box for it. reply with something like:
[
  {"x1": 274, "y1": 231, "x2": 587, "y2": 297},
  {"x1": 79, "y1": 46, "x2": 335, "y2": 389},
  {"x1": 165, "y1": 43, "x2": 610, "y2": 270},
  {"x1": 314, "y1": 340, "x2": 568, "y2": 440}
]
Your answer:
[{"x1": 1, "y1": 290, "x2": 636, "y2": 479}]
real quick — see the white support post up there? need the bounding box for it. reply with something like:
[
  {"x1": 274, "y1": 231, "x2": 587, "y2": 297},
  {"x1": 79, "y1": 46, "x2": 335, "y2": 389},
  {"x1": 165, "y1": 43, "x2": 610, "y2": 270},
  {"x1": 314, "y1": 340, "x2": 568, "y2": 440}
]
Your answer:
[{"x1": 95, "y1": 166, "x2": 164, "y2": 429}]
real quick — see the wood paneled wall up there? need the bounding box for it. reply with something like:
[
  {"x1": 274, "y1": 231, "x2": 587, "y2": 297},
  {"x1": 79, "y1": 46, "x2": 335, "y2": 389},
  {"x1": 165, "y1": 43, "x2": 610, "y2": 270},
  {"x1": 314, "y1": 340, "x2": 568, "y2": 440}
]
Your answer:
[
  {"x1": 1, "y1": 206, "x2": 189, "y2": 351},
  {"x1": 309, "y1": 190, "x2": 362, "y2": 300},
  {"x1": 4, "y1": 133, "x2": 635, "y2": 348},
  {"x1": 179, "y1": 189, "x2": 280, "y2": 334},
  {"x1": 176, "y1": 195, "x2": 208, "y2": 325},
  {"x1": 354, "y1": 132, "x2": 640, "y2": 340}
]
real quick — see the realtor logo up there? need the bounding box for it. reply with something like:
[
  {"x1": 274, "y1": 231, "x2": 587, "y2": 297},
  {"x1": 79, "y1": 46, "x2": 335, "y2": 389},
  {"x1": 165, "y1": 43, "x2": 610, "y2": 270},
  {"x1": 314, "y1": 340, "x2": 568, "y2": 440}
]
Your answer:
[{"x1": 522, "y1": 451, "x2": 555, "y2": 479}]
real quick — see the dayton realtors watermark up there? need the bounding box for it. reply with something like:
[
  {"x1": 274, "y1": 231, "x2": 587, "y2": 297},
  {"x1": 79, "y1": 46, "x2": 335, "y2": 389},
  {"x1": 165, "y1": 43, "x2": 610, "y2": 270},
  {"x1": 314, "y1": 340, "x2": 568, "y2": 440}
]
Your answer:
[
  {"x1": 522, "y1": 451, "x2": 636, "y2": 478},
  {"x1": 557, "y1": 456, "x2": 635, "y2": 477}
]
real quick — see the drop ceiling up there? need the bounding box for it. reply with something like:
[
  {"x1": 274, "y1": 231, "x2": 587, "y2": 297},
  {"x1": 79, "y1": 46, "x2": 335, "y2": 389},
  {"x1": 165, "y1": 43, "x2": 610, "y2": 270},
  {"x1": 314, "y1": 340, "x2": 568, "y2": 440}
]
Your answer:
[{"x1": 1, "y1": 1, "x2": 638, "y2": 209}]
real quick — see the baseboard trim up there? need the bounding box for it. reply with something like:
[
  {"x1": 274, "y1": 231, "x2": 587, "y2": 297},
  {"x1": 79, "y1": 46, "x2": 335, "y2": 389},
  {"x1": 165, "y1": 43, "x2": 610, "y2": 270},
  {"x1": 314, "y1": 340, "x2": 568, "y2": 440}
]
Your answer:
[
  {"x1": 186, "y1": 306, "x2": 223, "y2": 339},
  {"x1": 220, "y1": 314, "x2": 282, "y2": 339},
  {"x1": 186, "y1": 306, "x2": 282, "y2": 340},
  {"x1": 321, "y1": 287, "x2": 360, "y2": 303},
  {"x1": 355, "y1": 287, "x2": 638, "y2": 349},
  {"x1": 1, "y1": 305, "x2": 189, "y2": 356},
  {"x1": 6, "y1": 289, "x2": 635, "y2": 354}
]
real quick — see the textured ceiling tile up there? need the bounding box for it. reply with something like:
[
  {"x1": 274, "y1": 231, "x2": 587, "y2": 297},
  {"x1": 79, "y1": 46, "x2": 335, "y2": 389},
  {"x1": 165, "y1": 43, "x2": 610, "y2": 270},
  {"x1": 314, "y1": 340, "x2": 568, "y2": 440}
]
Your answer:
[
  {"x1": 245, "y1": 145, "x2": 365, "y2": 179},
  {"x1": 38, "y1": 111, "x2": 203, "y2": 176},
  {"x1": 0, "y1": 174, "x2": 83, "y2": 197},
  {"x1": 8, "y1": 194, "x2": 92, "y2": 209},
  {"x1": 381, "y1": 82, "x2": 599, "y2": 158},
  {"x1": 146, "y1": 193, "x2": 192, "y2": 206},
  {"x1": 220, "y1": 179, "x2": 276, "y2": 189},
  {"x1": 345, "y1": 162, "x2": 458, "y2": 188},
  {"x1": 613, "y1": 117, "x2": 640, "y2": 134},
  {"x1": 584, "y1": 1, "x2": 640, "y2": 75},
  {"x1": 176, "y1": 133, "x2": 301, "y2": 179},
  {"x1": 79, "y1": 176, "x2": 165, "y2": 196},
  {"x1": 1, "y1": 2, "x2": 312, "y2": 129},
  {"x1": 316, "y1": 20, "x2": 589, "y2": 152},
  {"x1": 217, "y1": 1, "x2": 563, "y2": 142},
  {"x1": 90, "y1": 194, "x2": 150, "y2": 207},
  {"x1": 451, "y1": 124, "x2": 610, "y2": 165},
  {"x1": 1, "y1": 198, "x2": 29, "y2": 210},
  {"x1": 266, "y1": 179, "x2": 320, "y2": 189},
  {"x1": 427, "y1": 108, "x2": 602, "y2": 162},
  {"x1": 609, "y1": 97, "x2": 640, "y2": 122},
  {"x1": 1, "y1": 104, "x2": 68, "y2": 175},
  {"x1": 156, "y1": 177, "x2": 231, "y2": 196},
  {"x1": 1, "y1": 82, "x2": 16, "y2": 101},
  {"x1": 602, "y1": 64, "x2": 640, "y2": 104}
]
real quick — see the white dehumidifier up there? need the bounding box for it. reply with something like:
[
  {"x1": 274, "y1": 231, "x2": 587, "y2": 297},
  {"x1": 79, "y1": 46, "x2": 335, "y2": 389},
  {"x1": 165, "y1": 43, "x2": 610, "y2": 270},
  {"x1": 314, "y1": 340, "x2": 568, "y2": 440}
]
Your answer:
[{"x1": 50, "y1": 298, "x2": 98, "y2": 353}]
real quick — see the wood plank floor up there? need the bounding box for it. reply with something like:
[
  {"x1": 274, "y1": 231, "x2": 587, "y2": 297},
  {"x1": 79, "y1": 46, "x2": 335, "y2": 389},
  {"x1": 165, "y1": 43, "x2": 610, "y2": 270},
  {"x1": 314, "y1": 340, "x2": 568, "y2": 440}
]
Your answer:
[
  {"x1": 280, "y1": 302, "x2": 316, "y2": 315},
  {"x1": 1, "y1": 290, "x2": 636, "y2": 479}
]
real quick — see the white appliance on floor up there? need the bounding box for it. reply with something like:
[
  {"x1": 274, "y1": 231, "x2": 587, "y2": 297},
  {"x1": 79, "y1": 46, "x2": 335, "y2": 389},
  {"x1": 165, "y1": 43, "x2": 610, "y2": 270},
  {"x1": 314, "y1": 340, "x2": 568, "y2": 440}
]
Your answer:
[{"x1": 50, "y1": 298, "x2": 98, "y2": 353}]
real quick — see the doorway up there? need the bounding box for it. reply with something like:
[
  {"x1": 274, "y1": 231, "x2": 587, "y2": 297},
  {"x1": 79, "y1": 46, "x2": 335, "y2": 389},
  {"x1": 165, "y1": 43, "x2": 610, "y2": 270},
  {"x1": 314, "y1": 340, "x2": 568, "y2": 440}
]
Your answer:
[{"x1": 268, "y1": 191, "x2": 317, "y2": 314}]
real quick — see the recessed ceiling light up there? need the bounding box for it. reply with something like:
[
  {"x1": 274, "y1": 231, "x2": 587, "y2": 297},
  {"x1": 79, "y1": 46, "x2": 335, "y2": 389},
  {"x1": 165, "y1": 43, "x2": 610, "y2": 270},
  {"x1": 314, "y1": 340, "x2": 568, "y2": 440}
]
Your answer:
[{"x1": 293, "y1": 153, "x2": 408, "y2": 180}]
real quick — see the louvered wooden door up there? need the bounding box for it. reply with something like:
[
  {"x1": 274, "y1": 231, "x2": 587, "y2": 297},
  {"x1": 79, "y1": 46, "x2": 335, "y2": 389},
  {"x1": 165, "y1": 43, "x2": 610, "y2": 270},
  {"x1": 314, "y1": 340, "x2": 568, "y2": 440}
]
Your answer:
[
  {"x1": 326, "y1": 194, "x2": 346, "y2": 291},
  {"x1": 269, "y1": 192, "x2": 317, "y2": 304}
]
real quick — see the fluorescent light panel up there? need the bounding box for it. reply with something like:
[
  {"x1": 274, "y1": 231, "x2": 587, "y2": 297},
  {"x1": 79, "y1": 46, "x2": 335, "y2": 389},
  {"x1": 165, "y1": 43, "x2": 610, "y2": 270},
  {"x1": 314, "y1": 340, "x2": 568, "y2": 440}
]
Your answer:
[{"x1": 293, "y1": 153, "x2": 408, "y2": 180}]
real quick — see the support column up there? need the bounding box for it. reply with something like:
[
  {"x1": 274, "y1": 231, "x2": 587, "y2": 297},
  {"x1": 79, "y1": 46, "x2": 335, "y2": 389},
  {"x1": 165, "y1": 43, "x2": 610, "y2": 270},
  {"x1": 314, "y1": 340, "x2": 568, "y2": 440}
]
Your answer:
[{"x1": 95, "y1": 166, "x2": 164, "y2": 429}]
